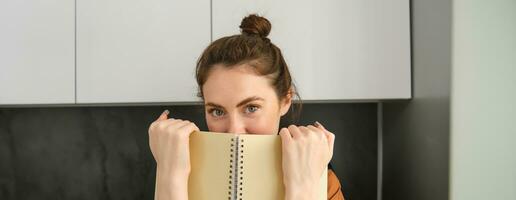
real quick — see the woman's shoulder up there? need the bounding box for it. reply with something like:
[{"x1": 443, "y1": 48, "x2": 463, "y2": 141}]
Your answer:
[{"x1": 327, "y1": 168, "x2": 345, "y2": 200}]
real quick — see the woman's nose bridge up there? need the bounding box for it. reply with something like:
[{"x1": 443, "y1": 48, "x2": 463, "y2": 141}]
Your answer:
[{"x1": 227, "y1": 113, "x2": 246, "y2": 134}]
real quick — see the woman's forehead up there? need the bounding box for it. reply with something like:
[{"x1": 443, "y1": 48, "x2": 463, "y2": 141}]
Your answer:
[{"x1": 202, "y1": 65, "x2": 277, "y2": 106}]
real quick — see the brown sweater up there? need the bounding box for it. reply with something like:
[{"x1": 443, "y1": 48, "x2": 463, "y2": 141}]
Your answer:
[{"x1": 327, "y1": 169, "x2": 345, "y2": 200}]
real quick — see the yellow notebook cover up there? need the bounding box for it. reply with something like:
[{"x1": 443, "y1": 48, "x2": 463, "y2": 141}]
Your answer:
[{"x1": 188, "y1": 131, "x2": 327, "y2": 200}]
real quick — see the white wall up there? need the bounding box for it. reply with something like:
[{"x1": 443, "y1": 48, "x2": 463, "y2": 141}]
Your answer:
[{"x1": 450, "y1": 0, "x2": 516, "y2": 199}]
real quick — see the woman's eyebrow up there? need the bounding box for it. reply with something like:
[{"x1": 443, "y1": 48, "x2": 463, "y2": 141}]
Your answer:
[
  {"x1": 205, "y1": 102, "x2": 223, "y2": 109},
  {"x1": 205, "y1": 96, "x2": 264, "y2": 109},
  {"x1": 236, "y1": 96, "x2": 264, "y2": 107}
]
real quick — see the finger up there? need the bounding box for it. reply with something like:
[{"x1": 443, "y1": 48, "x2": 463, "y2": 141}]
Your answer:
[
  {"x1": 157, "y1": 119, "x2": 184, "y2": 130},
  {"x1": 314, "y1": 121, "x2": 326, "y2": 130},
  {"x1": 279, "y1": 127, "x2": 292, "y2": 146},
  {"x1": 166, "y1": 118, "x2": 184, "y2": 124},
  {"x1": 315, "y1": 121, "x2": 335, "y2": 159},
  {"x1": 328, "y1": 132, "x2": 335, "y2": 159},
  {"x1": 298, "y1": 126, "x2": 315, "y2": 139},
  {"x1": 149, "y1": 121, "x2": 158, "y2": 132},
  {"x1": 287, "y1": 125, "x2": 302, "y2": 139},
  {"x1": 306, "y1": 125, "x2": 325, "y2": 139},
  {"x1": 150, "y1": 111, "x2": 170, "y2": 130},
  {"x1": 166, "y1": 119, "x2": 189, "y2": 130},
  {"x1": 150, "y1": 116, "x2": 178, "y2": 133},
  {"x1": 177, "y1": 120, "x2": 199, "y2": 131},
  {"x1": 156, "y1": 110, "x2": 170, "y2": 121},
  {"x1": 177, "y1": 121, "x2": 201, "y2": 137},
  {"x1": 314, "y1": 121, "x2": 333, "y2": 141},
  {"x1": 324, "y1": 131, "x2": 335, "y2": 153}
]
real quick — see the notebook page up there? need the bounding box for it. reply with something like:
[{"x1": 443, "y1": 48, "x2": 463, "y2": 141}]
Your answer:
[
  {"x1": 239, "y1": 134, "x2": 327, "y2": 200},
  {"x1": 237, "y1": 134, "x2": 283, "y2": 200},
  {"x1": 188, "y1": 131, "x2": 235, "y2": 200}
]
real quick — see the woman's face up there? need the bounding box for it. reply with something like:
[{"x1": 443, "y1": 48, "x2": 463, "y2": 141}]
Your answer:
[{"x1": 202, "y1": 64, "x2": 291, "y2": 135}]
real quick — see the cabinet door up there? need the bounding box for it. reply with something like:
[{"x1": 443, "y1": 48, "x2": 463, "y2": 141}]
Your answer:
[
  {"x1": 213, "y1": 0, "x2": 411, "y2": 100},
  {"x1": 77, "y1": 0, "x2": 210, "y2": 103},
  {"x1": 0, "y1": 0, "x2": 75, "y2": 105}
]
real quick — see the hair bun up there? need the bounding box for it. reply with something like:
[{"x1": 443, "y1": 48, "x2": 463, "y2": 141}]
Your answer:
[{"x1": 239, "y1": 14, "x2": 271, "y2": 38}]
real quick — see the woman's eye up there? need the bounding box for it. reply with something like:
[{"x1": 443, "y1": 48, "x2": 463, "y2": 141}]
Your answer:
[
  {"x1": 210, "y1": 109, "x2": 224, "y2": 117},
  {"x1": 245, "y1": 105, "x2": 259, "y2": 113}
]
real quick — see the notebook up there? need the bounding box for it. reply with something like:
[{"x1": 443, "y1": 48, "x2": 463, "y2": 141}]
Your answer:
[{"x1": 188, "y1": 131, "x2": 327, "y2": 200}]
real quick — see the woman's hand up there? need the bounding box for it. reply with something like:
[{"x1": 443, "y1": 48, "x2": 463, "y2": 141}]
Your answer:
[
  {"x1": 279, "y1": 122, "x2": 335, "y2": 200},
  {"x1": 148, "y1": 110, "x2": 200, "y2": 200}
]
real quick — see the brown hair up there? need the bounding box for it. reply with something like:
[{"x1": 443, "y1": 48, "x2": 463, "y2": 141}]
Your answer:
[{"x1": 195, "y1": 14, "x2": 302, "y2": 122}]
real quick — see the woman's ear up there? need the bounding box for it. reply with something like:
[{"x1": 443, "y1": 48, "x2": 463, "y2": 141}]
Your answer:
[{"x1": 279, "y1": 90, "x2": 293, "y2": 116}]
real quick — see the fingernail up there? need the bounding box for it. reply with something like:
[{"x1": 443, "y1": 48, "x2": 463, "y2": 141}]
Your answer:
[
  {"x1": 314, "y1": 121, "x2": 324, "y2": 129},
  {"x1": 163, "y1": 109, "x2": 170, "y2": 115},
  {"x1": 314, "y1": 121, "x2": 320, "y2": 127}
]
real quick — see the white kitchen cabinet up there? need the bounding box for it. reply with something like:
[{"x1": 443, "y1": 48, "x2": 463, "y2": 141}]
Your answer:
[
  {"x1": 76, "y1": 0, "x2": 211, "y2": 103},
  {"x1": 0, "y1": 0, "x2": 75, "y2": 105},
  {"x1": 1, "y1": 0, "x2": 409, "y2": 106},
  {"x1": 213, "y1": 0, "x2": 411, "y2": 100}
]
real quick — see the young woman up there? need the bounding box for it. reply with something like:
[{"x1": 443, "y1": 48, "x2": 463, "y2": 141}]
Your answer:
[{"x1": 148, "y1": 14, "x2": 345, "y2": 200}]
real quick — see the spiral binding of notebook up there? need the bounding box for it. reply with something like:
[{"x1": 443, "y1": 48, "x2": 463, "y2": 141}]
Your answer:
[
  {"x1": 227, "y1": 136, "x2": 245, "y2": 200},
  {"x1": 238, "y1": 138, "x2": 244, "y2": 200},
  {"x1": 228, "y1": 138, "x2": 234, "y2": 200}
]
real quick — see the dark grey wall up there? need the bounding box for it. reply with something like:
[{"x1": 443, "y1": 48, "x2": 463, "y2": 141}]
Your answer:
[
  {"x1": 0, "y1": 103, "x2": 377, "y2": 200},
  {"x1": 382, "y1": 0, "x2": 451, "y2": 199}
]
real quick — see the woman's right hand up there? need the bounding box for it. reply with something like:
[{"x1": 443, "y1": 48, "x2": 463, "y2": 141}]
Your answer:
[{"x1": 148, "y1": 110, "x2": 200, "y2": 184}]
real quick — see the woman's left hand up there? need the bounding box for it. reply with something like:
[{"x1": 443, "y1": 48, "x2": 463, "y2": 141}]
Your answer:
[{"x1": 279, "y1": 122, "x2": 335, "y2": 200}]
